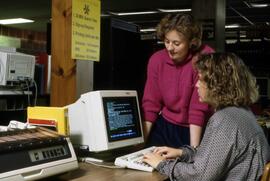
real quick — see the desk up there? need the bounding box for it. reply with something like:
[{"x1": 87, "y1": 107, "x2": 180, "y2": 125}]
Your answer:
[{"x1": 51, "y1": 162, "x2": 167, "y2": 181}]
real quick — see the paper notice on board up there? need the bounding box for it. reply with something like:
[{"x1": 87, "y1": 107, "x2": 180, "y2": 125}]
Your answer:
[{"x1": 72, "y1": 0, "x2": 100, "y2": 61}]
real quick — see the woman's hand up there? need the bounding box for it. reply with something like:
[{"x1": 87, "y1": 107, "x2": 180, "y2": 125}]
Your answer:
[
  {"x1": 153, "y1": 146, "x2": 183, "y2": 159},
  {"x1": 142, "y1": 146, "x2": 182, "y2": 168},
  {"x1": 143, "y1": 152, "x2": 165, "y2": 168}
]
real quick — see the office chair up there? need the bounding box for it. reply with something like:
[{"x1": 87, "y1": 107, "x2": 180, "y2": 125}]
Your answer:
[{"x1": 261, "y1": 162, "x2": 270, "y2": 181}]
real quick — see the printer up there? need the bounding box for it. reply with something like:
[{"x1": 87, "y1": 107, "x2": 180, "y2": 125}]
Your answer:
[
  {"x1": 0, "y1": 51, "x2": 35, "y2": 86},
  {"x1": 0, "y1": 127, "x2": 79, "y2": 180}
]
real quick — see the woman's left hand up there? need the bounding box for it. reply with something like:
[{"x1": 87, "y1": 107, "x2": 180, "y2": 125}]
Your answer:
[{"x1": 142, "y1": 152, "x2": 165, "y2": 168}]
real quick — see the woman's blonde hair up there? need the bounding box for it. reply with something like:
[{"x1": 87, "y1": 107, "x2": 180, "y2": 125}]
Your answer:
[
  {"x1": 195, "y1": 52, "x2": 259, "y2": 109},
  {"x1": 156, "y1": 13, "x2": 202, "y2": 52}
]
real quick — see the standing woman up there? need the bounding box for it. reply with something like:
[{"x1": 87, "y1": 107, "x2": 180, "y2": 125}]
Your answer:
[{"x1": 142, "y1": 13, "x2": 214, "y2": 148}]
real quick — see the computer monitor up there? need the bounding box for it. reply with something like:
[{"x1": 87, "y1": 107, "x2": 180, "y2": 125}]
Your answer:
[{"x1": 67, "y1": 90, "x2": 144, "y2": 152}]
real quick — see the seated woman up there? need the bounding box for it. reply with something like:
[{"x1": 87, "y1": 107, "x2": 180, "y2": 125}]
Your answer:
[{"x1": 143, "y1": 52, "x2": 270, "y2": 180}]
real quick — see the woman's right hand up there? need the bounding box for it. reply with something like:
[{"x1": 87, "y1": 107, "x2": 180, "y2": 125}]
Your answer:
[{"x1": 153, "y1": 146, "x2": 183, "y2": 159}]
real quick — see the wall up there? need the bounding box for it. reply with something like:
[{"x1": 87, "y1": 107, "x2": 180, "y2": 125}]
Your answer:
[{"x1": 0, "y1": 25, "x2": 47, "y2": 54}]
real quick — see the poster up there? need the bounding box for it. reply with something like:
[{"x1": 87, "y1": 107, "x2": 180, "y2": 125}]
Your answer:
[{"x1": 72, "y1": 0, "x2": 100, "y2": 61}]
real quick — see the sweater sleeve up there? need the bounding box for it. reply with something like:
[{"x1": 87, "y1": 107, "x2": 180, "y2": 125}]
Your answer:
[
  {"x1": 155, "y1": 117, "x2": 236, "y2": 181},
  {"x1": 188, "y1": 45, "x2": 214, "y2": 126},
  {"x1": 142, "y1": 53, "x2": 163, "y2": 122}
]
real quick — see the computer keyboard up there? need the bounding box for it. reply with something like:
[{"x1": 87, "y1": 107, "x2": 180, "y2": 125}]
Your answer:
[{"x1": 114, "y1": 146, "x2": 156, "y2": 172}]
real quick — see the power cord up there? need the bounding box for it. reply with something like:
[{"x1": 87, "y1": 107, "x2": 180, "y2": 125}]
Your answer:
[
  {"x1": 0, "y1": 60, "x2": 4, "y2": 84},
  {"x1": 74, "y1": 145, "x2": 125, "y2": 169},
  {"x1": 15, "y1": 77, "x2": 38, "y2": 107},
  {"x1": 81, "y1": 157, "x2": 125, "y2": 169}
]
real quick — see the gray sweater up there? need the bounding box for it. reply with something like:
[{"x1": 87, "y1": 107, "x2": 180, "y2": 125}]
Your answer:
[{"x1": 156, "y1": 107, "x2": 270, "y2": 181}]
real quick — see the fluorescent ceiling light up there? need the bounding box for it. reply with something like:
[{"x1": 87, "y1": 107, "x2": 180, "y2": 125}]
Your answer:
[
  {"x1": 0, "y1": 18, "x2": 34, "y2": 25},
  {"x1": 140, "y1": 28, "x2": 156, "y2": 32},
  {"x1": 244, "y1": 1, "x2": 270, "y2": 8},
  {"x1": 226, "y1": 39, "x2": 238, "y2": 44},
  {"x1": 240, "y1": 34, "x2": 246, "y2": 38},
  {"x1": 249, "y1": 3, "x2": 269, "y2": 8},
  {"x1": 158, "y1": 8, "x2": 191, "y2": 12},
  {"x1": 101, "y1": 13, "x2": 110, "y2": 17},
  {"x1": 109, "y1": 11, "x2": 158, "y2": 16},
  {"x1": 240, "y1": 39, "x2": 251, "y2": 42},
  {"x1": 225, "y1": 24, "x2": 240, "y2": 29}
]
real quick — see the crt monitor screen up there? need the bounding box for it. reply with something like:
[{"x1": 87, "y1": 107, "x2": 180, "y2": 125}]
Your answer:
[{"x1": 102, "y1": 96, "x2": 142, "y2": 142}]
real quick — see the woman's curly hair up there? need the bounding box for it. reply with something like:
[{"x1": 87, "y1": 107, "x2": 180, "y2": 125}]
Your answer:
[
  {"x1": 194, "y1": 52, "x2": 259, "y2": 110},
  {"x1": 156, "y1": 13, "x2": 202, "y2": 52}
]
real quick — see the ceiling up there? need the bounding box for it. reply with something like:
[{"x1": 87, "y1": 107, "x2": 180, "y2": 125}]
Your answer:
[
  {"x1": 0, "y1": 0, "x2": 51, "y2": 32},
  {"x1": 0, "y1": 0, "x2": 269, "y2": 38}
]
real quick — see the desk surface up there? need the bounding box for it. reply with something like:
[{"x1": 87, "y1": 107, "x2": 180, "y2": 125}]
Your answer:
[{"x1": 52, "y1": 162, "x2": 167, "y2": 181}]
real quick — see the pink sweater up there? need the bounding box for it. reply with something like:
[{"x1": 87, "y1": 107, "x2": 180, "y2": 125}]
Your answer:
[{"x1": 142, "y1": 45, "x2": 214, "y2": 127}]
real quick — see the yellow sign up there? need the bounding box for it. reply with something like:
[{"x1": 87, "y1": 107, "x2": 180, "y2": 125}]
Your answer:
[{"x1": 72, "y1": 0, "x2": 100, "y2": 61}]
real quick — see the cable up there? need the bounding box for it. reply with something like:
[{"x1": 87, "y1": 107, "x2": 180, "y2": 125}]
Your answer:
[
  {"x1": 31, "y1": 79, "x2": 38, "y2": 106},
  {"x1": 25, "y1": 78, "x2": 37, "y2": 106},
  {"x1": 0, "y1": 60, "x2": 4, "y2": 84},
  {"x1": 82, "y1": 158, "x2": 125, "y2": 169},
  {"x1": 74, "y1": 145, "x2": 126, "y2": 169},
  {"x1": 13, "y1": 77, "x2": 37, "y2": 107},
  {"x1": 25, "y1": 79, "x2": 31, "y2": 106}
]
